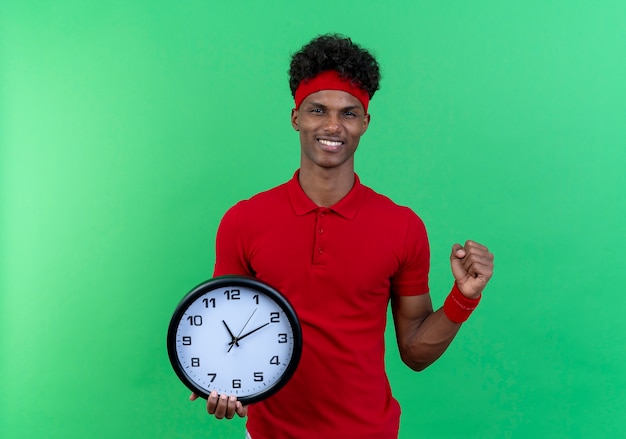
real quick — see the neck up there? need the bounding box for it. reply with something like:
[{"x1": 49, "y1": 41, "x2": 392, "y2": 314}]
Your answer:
[{"x1": 298, "y1": 166, "x2": 355, "y2": 207}]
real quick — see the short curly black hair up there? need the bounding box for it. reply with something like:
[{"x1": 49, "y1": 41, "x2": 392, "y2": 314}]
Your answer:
[{"x1": 289, "y1": 34, "x2": 381, "y2": 99}]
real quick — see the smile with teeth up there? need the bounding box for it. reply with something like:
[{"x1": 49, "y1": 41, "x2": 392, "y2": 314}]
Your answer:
[{"x1": 318, "y1": 138, "x2": 343, "y2": 150}]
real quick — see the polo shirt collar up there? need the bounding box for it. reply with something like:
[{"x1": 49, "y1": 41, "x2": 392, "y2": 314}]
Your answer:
[{"x1": 287, "y1": 170, "x2": 363, "y2": 219}]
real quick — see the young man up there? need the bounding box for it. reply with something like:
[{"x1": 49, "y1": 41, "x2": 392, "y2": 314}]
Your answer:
[{"x1": 191, "y1": 34, "x2": 494, "y2": 438}]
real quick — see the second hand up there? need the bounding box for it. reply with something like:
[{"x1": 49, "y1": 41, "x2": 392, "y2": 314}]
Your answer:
[{"x1": 228, "y1": 309, "x2": 257, "y2": 353}]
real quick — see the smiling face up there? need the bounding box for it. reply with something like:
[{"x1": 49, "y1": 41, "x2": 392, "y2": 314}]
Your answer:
[{"x1": 291, "y1": 89, "x2": 370, "y2": 173}]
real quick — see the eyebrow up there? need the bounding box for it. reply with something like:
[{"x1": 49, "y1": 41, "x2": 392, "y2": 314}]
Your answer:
[{"x1": 306, "y1": 102, "x2": 362, "y2": 112}]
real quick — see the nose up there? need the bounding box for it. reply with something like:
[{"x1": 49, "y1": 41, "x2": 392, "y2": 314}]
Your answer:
[{"x1": 324, "y1": 112, "x2": 341, "y2": 133}]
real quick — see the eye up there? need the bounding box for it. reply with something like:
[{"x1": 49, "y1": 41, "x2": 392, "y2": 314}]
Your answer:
[
  {"x1": 343, "y1": 111, "x2": 357, "y2": 118},
  {"x1": 310, "y1": 108, "x2": 324, "y2": 114}
]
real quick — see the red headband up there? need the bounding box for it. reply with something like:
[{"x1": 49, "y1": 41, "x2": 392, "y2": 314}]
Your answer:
[{"x1": 294, "y1": 70, "x2": 370, "y2": 113}]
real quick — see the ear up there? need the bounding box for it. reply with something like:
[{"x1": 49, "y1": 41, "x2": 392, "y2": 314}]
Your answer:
[{"x1": 291, "y1": 108, "x2": 299, "y2": 131}]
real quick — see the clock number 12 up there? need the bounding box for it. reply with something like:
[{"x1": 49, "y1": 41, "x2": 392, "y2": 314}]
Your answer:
[{"x1": 224, "y1": 289, "x2": 240, "y2": 300}]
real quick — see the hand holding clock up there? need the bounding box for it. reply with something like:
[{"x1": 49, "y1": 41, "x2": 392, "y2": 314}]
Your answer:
[{"x1": 190, "y1": 390, "x2": 248, "y2": 419}]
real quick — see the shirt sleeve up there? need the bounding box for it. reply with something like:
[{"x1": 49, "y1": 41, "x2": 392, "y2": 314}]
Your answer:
[
  {"x1": 390, "y1": 208, "x2": 430, "y2": 296},
  {"x1": 213, "y1": 202, "x2": 255, "y2": 278}
]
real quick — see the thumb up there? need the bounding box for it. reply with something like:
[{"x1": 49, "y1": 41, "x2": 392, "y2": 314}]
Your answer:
[
  {"x1": 450, "y1": 243, "x2": 467, "y2": 282},
  {"x1": 451, "y1": 243, "x2": 465, "y2": 260}
]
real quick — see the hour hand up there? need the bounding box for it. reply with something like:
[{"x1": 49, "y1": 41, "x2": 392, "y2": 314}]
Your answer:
[
  {"x1": 222, "y1": 320, "x2": 239, "y2": 348},
  {"x1": 234, "y1": 322, "x2": 270, "y2": 343}
]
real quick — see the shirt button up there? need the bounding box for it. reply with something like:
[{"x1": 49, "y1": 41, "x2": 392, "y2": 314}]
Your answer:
[
  {"x1": 318, "y1": 248, "x2": 323, "y2": 254},
  {"x1": 319, "y1": 228, "x2": 324, "y2": 233}
]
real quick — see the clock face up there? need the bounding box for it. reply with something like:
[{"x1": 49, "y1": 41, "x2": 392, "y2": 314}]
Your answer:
[{"x1": 167, "y1": 276, "x2": 302, "y2": 405}]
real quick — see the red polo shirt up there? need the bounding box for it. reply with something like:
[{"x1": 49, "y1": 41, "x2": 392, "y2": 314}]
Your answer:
[{"x1": 214, "y1": 171, "x2": 430, "y2": 438}]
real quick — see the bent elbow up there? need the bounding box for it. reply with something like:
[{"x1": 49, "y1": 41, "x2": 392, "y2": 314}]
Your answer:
[
  {"x1": 411, "y1": 362, "x2": 430, "y2": 372},
  {"x1": 400, "y1": 351, "x2": 433, "y2": 372}
]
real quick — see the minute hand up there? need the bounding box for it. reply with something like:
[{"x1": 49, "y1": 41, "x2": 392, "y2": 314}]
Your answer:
[{"x1": 230, "y1": 322, "x2": 270, "y2": 345}]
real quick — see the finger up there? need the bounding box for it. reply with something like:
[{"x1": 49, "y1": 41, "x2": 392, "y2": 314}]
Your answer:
[
  {"x1": 465, "y1": 262, "x2": 494, "y2": 282},
  {"x1": 460, "y1": 242, "x2": 493, "y2": 260},
  {"x1": 462, "y1": 250, "x2": 494, "y2": 267},
  {"x1": 236, "y1": 401, "x2": 249, "y2": 418},
  {"x1": 213, "y1": 393, "x2": 229, "y2": 419},
  {"x1": 206, "y1": 390, "x2": 219, "y2": 415},
  {"x1": 462, "y1": 249, "x2": 494, "y2": 273},
  {"x1": 225, "y1": 395, "x2": 238, "y2": 419},
  {"x1": 189, "y1": 392, "x2": 199, "y2": 401},
  {"x1": 461, "y1": 255, "x2": 494, "y2": 280},
  {"x1": 214, "y1": 394, "x2": 238, "y2": 420},
  {"x1": 464, "y1": 240, "x2": 490, "y2": 252}
]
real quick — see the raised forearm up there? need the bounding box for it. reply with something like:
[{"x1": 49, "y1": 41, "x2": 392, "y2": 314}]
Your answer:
[
  {"x1": 395, "y1": 306, "x2": 462, "y2": 371},
  {"x1": 393, "y1": 241, "x2": 493, "y2": 371}
]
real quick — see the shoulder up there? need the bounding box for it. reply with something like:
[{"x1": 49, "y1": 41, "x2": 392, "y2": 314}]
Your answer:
[
  {"x1": 218, "y1": 179, "x2": 294, "y2": 237},
  {"x1": 359, "y1": 183, "x2": 426, "y2": 228},
  {"x1": 226, "y1": 180, "x2": 290, "y2": 215}
]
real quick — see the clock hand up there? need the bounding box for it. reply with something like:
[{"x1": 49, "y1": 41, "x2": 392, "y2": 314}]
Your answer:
[
  {"x1": 235, "y1": 309, "x2": 257, "y2": 338},
  {"x1": 222, "y1": 320, "x2": 239, "y2": 348},
  {"x1": 229, "y1": 322, "x2": 270, "y2": 345},
  {"x1": 227, "y1": 309, "x2": 258, "y2": 353}
]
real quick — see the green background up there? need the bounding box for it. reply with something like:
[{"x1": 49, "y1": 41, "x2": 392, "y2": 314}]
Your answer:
[{"x1": 2, "y1": 1, "x2": 625, "y2": 438}]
